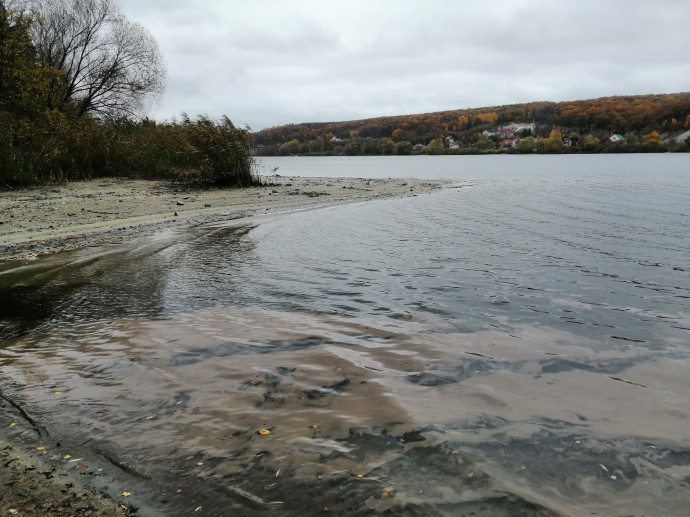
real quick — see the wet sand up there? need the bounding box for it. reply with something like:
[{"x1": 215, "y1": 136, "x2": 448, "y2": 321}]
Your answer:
[{"x1": 0, "y1": 176, "x2": 447, "y2": 262}]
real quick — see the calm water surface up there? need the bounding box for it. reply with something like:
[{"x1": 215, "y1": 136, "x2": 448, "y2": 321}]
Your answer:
[{"x1": 1, "y1": 154, "x2": 689, "y2": 516}]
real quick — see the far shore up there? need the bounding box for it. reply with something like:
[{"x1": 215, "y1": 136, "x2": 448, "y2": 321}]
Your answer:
[{"x1": 0, "y1": 176, "x2": 448, "y2": 263}]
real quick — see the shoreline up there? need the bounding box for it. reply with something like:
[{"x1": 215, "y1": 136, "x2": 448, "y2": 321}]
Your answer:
[
  {"x1": 0, "y1": 176, "x2": 448, "y2": 263},
  {"x1": 0, "y1": 175, "x2": 448, "y2": 515}
]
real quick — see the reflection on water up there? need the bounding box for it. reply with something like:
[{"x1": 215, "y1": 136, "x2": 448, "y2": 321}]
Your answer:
[{"x1": 1, "y1": 155, "x2": 690, "y2": 515}]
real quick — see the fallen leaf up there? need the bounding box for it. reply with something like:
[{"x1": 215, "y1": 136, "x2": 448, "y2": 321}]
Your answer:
[
  {"x1": 9, "y1": 422, "x2": 16, "y2": 427},
  {"x1": 52, "y1": 391, "x2": 62, "y2": 395},
  {"x1": 36, "y1": 445, "x2": 45, "y2": 451},
  {"x1": 145, "y1": 415, "x2": 158, "y2": 420},
  {"x1": 599, "y1": 463, "x2": 609, "y2": 473},
  {"x1": 121, "y1": 491, "x2": 132, "y2": 497},
  {"x1": 194, "y1": 506, "x2": 202, "y2": 512},
  {"x1": 9, "y1": 510, "x2": 19, "y2": 515},
  {"x1": 63, "y1": 454, "x2": 71, "y2": 460},
  {"x1": 196, "y1": 461, "x2": 204, "y2": 466},
  {"x1": 176, "y1": 488, "x2": 183, "y2": 494},
  {"x1": 257, "y1": 429, "x2": 271, "y2": 436}
]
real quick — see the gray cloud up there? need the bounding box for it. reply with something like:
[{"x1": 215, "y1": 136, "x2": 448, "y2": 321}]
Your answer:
[{"x1": 118, "y1": 0, "x2": 690, "y2": 129}]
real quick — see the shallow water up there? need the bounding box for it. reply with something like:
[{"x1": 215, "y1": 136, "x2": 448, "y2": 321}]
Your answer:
[{"x1": 1, "y1": 154, "x2": 689, "y2": 516}]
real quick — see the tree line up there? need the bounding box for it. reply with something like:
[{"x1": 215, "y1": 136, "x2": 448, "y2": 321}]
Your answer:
[
  {"x1": 0, "y1": 0, "x2": 256, "y2": 187},
  {"x1": 254, "y1": 93, "x2": 690, "y2": 156}
]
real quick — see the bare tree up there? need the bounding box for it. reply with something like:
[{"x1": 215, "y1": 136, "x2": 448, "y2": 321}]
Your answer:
[{"x1": 27, "y1": 0, "x2": 165, "y2": 118}]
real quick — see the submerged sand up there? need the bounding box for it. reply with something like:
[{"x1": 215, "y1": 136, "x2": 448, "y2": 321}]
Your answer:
[{"x1": 0, "y1": 176, "x2": 447, "y2": 262}]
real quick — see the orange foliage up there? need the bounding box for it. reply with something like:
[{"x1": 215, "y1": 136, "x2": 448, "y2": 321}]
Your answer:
[
  {"x1": 645, "y1": 131, "x2": 661, "y2": 143},
  {"x1": 476, "y1": 112, "x2": 498, "y2": 124}
]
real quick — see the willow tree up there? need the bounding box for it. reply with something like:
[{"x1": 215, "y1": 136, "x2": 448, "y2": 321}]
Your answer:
[{"x1": 27, "y1": 0, "x2": 165, "y2": 118}]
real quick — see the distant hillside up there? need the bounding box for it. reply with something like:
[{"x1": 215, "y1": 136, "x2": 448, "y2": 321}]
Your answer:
[{"x1": 253, "y1": 93, "x2": 690, "y2": 155}]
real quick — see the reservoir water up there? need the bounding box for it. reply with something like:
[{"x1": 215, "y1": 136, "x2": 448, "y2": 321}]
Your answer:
[{"x1": 1, "y1": 154, "x2": 689, "y2": 515}]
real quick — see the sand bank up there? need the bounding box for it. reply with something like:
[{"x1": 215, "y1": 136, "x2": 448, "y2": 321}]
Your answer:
[{"x1": 0, "y1": 176, "x2": 447, "y2": 262}]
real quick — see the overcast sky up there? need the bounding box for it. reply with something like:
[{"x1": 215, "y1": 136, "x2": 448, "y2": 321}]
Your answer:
[{"x1": 118, "y1": 0, "x2": 690, "y2": 130}]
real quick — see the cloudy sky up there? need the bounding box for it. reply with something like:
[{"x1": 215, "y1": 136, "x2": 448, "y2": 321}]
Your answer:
[{"x1": 118, "y1": 0, "x2": 690, "y2": 130}]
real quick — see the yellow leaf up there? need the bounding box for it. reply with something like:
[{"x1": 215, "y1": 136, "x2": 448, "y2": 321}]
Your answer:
[
  {"x1": 36, "y1": 445, "x2": 45, "y2": 451},
  {"x1": 52, "y1": 391, "x2": 62, "y2": 395},
  {"x1": 121, "y1": 491, "x2": 132, "y2": 497},
  {"x1": 63, "y1": 454, "x2": 71, "y2": 459},
  {"x1": 258, "y1": 429, "x2": 271, "y2": 436},
  {"x1": 196, "y1": 461, "x2": 204, "y2": 466},
  {"x1": 145, "y1": 415, "x2": 158, "y2": 420},
  {"x1": 9, "y1": 422, "x2": 16, "y2": 427}
]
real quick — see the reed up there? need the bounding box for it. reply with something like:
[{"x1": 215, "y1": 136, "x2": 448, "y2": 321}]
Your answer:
[{"x1": 0, "y1": 112, "x2": 260, "y2": 188}]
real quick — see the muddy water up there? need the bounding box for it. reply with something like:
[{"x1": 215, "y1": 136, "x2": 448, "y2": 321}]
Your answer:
[{"x1": 1, "y1": 154, "x2": 690, "y2": 516}]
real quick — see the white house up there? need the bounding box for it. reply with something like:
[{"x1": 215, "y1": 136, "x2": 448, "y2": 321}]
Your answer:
[{"x1": 506, "y1": 122, "x2": 535, "y2": 134}]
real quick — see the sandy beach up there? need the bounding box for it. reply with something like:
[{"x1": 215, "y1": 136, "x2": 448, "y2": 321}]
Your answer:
[{"x1": 0, "y1": 176, "x2": 447, "y2": 263}]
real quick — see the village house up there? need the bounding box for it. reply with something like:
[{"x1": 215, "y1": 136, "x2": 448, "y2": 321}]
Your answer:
[
  {"x1": 505, "y1": 122, "x2": 535, "y2": 134},
  {"x1": 502, "y1": 138, "x2": 517, "y2": 149}
]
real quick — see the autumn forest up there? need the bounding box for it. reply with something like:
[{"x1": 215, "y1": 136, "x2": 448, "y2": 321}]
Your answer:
[{"x1": 253, "y1": 93, "x2": 690, "y2": 156}]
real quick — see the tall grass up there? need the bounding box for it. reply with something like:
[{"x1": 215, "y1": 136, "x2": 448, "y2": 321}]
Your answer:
[{"x1": 0, "y1": 111, "x2": 260, "y2": 187}]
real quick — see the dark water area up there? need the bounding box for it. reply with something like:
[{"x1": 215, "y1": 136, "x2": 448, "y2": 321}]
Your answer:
[{"x1": 1, "y1": 154, "x2": 689, "y2": 515}]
